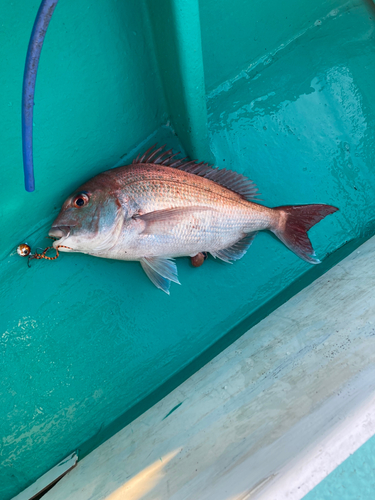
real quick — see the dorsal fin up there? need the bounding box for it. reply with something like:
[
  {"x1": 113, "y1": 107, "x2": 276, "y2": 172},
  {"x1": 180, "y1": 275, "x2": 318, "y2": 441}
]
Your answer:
[{"x1": 133, "y1": 145, "x2": 260, "y2": 202}]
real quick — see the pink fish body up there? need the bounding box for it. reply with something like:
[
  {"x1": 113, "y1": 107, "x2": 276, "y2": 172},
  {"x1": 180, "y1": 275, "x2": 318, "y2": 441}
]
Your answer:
[{"x1": 49, "y1": 146, "x2": 338, "y2": 293}]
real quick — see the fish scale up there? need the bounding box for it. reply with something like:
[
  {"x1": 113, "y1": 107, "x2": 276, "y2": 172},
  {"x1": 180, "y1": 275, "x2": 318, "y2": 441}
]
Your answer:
[
  {"x1": 112, "y1": 166, "x2": 268, "y2": 235},
  {"x1": 49, "y1": 146, "x2": 338, "y2": 293}
]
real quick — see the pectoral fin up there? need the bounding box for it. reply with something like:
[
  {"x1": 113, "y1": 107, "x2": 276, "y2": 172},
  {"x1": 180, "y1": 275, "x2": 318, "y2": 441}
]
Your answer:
[
  {"x1": 140, "y1": 256, "x2": 180, "y2": 294},
  {"x1": 136, "y1": 206, "x2": 212, "y2": 235}
]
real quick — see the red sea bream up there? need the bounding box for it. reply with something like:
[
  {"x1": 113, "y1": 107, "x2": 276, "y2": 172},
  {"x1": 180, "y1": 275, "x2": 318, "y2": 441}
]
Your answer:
[{"x1": 49, "y1": 146, "x2": 338, "y2": 293}]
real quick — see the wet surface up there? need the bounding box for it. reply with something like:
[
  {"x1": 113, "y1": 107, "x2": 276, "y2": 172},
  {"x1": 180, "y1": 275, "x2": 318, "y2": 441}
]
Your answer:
[
  {"x1": 2, "y1": 1, "x2": 375, "y2": 498},
  {"x1": 207, "y1": 0, "x2": 375, "y2": 244}
]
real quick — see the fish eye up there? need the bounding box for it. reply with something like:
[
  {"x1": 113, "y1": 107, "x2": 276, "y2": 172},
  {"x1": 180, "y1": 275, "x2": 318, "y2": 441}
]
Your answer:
[{"x1": 73, "y1": 193, "x2": 89, "y2": 208}]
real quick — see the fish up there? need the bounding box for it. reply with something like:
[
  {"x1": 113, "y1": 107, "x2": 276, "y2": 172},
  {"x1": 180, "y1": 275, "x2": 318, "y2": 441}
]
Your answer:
[{"x1": 49, "y1": 145, "x2": 338, "y2": 294}]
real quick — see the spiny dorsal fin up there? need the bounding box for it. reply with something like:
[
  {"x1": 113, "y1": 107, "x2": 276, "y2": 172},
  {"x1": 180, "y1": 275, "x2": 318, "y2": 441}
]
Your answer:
[{"x1": 133, "y1": 145, "x2": 260, "y2": 202}]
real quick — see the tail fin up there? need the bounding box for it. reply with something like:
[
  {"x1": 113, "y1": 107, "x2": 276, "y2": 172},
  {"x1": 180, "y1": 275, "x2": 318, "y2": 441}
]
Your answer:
[{"x1": 272, "y1": 204, "x2": 338, "y2": 264}]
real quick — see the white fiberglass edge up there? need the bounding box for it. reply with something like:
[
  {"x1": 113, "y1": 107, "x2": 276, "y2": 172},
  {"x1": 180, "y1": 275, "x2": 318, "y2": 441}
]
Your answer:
[
  {"x1": 44, "y1": 237, "x2": 375, "y2": 500},
  {"x1": 11, "y1": 452, "x2": 77, "y2": 500}
]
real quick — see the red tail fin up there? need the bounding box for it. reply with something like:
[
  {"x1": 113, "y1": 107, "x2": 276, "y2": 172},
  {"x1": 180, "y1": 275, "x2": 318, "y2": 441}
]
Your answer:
[{"x1": 272, "y1": 204, "x2": 338, "y2": 264}]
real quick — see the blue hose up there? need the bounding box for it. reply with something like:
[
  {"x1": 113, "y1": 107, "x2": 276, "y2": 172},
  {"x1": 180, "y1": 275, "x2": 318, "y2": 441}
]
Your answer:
[{"x1": 22, "y1": 0, "x2": 59, "y2": 192}]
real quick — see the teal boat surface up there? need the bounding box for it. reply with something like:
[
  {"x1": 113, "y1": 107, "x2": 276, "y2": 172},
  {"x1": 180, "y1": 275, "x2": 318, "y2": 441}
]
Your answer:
[{"x1": 1, "y1": 0, "x2": 375, "y2": 498}]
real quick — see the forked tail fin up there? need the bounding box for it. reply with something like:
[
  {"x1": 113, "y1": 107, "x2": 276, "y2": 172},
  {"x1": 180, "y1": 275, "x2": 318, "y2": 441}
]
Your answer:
[{"x1": 272, "y1": 204, "x2": 338, "y2": 264}]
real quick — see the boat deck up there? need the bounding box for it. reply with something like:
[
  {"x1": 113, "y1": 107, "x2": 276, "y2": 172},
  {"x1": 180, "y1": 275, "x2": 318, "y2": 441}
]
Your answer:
[{"x1": 43, "y1": 236, "x2": 375, "y2": 499}]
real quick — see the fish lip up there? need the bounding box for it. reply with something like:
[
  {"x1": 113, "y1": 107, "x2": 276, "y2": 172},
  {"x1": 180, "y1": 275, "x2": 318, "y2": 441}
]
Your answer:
[{"x1": 48, "y1": 226, "x2": 71, "y2": 239}]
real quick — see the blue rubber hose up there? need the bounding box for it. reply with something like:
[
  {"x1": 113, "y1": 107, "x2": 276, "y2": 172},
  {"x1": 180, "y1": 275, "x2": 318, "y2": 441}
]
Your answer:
[{"x1": 22, "y1": 0, "x2": 59, "y2": 192}]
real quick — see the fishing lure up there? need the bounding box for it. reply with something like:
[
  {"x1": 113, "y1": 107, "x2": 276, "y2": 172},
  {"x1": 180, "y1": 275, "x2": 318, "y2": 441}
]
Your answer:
[
  {"x1": 17, "y1": 243, "x2": 32, "y2": 257},
  {"x1": 17, "y1": 241, "x2": 72, "y2": 266},
  {"x1": 28, "y1": 245, "x2": 72, "y2": 263}
]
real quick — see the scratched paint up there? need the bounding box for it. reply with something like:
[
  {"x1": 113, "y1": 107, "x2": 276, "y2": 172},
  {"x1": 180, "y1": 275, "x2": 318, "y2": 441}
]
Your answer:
[{"x1": 1, "y1": 0, "x2": 375, "y2": 499}]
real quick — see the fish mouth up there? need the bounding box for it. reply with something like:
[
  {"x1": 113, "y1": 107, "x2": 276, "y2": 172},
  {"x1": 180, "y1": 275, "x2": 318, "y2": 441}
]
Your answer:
[{"x1": 48, "y1": 226, "x2": 71, "y2": 240}]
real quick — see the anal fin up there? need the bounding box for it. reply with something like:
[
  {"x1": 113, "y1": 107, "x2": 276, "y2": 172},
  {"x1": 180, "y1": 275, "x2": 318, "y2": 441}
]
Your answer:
[
  {"x1": 140, "y1": 256, "x2": 180, "y2": 294},
  {"x1": 211, "y1": 232, "x2": 257, "y2": 263}
]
